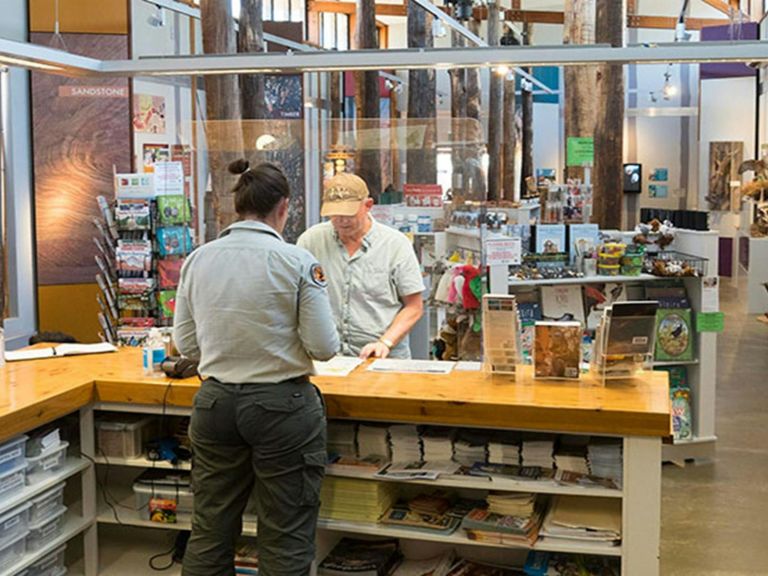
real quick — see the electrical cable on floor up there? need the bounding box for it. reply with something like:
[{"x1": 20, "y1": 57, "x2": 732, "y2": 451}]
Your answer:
[{"x1": 148, "y1": 538, "x2": 178, "y2": 571}]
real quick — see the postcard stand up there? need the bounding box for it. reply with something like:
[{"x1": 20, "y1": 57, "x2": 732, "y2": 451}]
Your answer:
[{"x1": 481, "y1": 294, "x2": 522, "y2": 378}]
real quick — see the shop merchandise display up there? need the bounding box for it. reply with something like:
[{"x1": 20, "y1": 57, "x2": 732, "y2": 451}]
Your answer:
[
  {"x1": 318, "y1": 538, "x2": 403, "y2": 576},
  {"x1": 96, "y1": 173, "x2": 195, "y2": 345}
]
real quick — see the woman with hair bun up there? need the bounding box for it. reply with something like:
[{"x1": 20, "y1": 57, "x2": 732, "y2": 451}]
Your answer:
[{"x1": 174, "y1": 159, "x2": 339, "y2": 576}]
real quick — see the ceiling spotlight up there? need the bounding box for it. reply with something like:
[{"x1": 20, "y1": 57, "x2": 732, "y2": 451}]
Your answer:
[
  {"x1": 496, "y1": 65, "x2": 510, "y2": 76},
  {"x1": 661, "y1": 66, "x2": 677, "y2": 100}
]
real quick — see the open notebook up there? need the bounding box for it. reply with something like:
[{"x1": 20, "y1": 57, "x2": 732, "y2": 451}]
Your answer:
[{"x1": 5, "y1": 343, "x2": 118, "y2": 362}]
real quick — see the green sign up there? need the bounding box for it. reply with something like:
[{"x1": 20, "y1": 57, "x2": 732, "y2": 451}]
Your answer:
[
  {"x1": 566, "y1": 137, "x2": 594, "y2": 167},
  {"x1": 696, "y1": 312, "x2": 725, "y2": 333}
]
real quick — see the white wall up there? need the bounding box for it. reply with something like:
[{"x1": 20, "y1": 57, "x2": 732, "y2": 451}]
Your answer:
[
  {"x1": 0, "y1": 1, "x2": 37, "y2": 348},
  {"x1": 698, "y1": 77, "x2": 757, "y2": 211}
]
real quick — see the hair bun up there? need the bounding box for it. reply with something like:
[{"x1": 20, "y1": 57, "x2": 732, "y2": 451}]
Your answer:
[{"x1": 228, "y1": 158, "x2": 250, "y2": 175}]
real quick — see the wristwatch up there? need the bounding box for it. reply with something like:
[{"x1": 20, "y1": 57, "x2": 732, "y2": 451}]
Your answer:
[{"x1": 378, "y1": 337, "x2": 394, "y2": 349}]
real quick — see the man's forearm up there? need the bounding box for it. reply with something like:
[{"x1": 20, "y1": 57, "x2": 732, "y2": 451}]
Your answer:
[{"x1": 381, "y1": 298, "x2": 423, "y2": 347}]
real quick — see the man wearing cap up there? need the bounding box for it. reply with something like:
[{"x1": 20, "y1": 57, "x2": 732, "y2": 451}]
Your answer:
[{"x1": 297, "y1": 173, "x2": 425, "y2": 359}]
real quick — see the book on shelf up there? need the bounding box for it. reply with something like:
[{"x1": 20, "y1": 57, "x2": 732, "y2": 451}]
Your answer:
[
  {"x1": 381, "y1": 492, "x2": 462, "y2": 534},
  {"x1": 392, "y1": 551, "x2": 455, "y2": 576},
  {"x1": 658, "y1": 366, "x2": 692, "y2": 441},
  {"x1": 318, "y1": 538, "x2": 403, "y2": 576},
  {"x1": 524, "y1": 551, "x2": 619, "y2": 576},
  {"x1": 540, "y1": 496, "x2": 621, "y2": 544},
  {"x1": 468, "y1": 463, "x2": 554, "y2": 483},
  {"x1": 584, "y1": 283, "x2": 626, "y2": 330},
  {"x1": 540, "y1": 285, "x2": 586, "y2": 325},
  {"x1": 534, "y1": 322, "x2": 582, "y2": 380},
  {"x1": 553, "y1": 470, "x2": 620, "y2": 491},
  {"x1": 568, "y1": 223, "x2": 600, "y2": 264},
  {"x1": 535, "y1": 224, "x2": 567, "y2": 254},
  {"x1": 327, "y1": 455, "x2": 388, "y2": 476},
  {"x1": 446, "y1": 558, "x2": 526, "y2": 575},
  {"x1": 654, "y1": 308, "x2": 694, "y2": 362},
  {"x1": 376, "y1": 460, "x2": 460, "y2": 481}
]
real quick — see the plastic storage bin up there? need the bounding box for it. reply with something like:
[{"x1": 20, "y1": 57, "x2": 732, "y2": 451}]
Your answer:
[
  {"x1": 0, "y1": 530, "x2": 27, "y2": 572},
  {"x1": 0, "y1": 436, "x2": 27, "y2": 475},
  {"x1": 96, "y1": 416, "x2": 157, "y2": 459},
  {"x1": 0, "y1": 462, "x2": 27, "y2": 502},
  {"x1": 133, "y1": 472, "x2": 193, "y2": 522},
  {"x1": 26, "y1": 442, "x2": 69, "y2": 486},
  {"x1": 26, "y1": 506, "x2": 66, "y2": 552},
  {"x1": 22, "y1": 544, "x2": 66, "y2": 576},
  {"x1": 28, "y1": 483, "x2": 65, "y2": 525},
  {"x1": 26, "y1": 428, "x2": 61, "y2": 459},
  {"x1": 0, "y1": 502, "x2": 30, "y2": 548}
]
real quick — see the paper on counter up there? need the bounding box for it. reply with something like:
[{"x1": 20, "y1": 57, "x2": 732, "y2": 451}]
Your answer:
[
  {"x1": 313, "y1": 356, "x2": 363, "y2": 377},
  {"x1": 454, "y1": 361, "x2": 482, "y2": 371},
  {"x1": 367, "y1": 359, "x2": 455, "y2": 375}
]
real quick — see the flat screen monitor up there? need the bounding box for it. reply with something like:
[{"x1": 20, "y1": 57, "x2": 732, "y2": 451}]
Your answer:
[{"x1": 623, "y1": 163, "x2": 642, "y2": 194}]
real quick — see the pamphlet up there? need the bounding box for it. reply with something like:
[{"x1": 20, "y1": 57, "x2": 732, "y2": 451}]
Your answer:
[
  {"x1": 6, "y1": 343, "x2": 118, "y2": 362},
  {"x1": 313, "y1": 356, "x2": 364, "y2": 377},
  {"x1": 367, "y1": 359, "x2": 455, "y2": 375}
]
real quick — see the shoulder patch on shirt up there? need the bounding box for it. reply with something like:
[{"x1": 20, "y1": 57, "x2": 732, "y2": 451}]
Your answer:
[{"x1": 309, "y1": 263, "x2": 327, "y2": 287}]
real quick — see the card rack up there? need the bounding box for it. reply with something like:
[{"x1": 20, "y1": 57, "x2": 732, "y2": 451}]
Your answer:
[{"x1": 93, "y1": 183, "x2": 194, "y2": 346}]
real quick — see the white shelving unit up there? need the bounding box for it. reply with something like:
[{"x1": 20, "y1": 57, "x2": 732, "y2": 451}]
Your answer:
[
  {"x1": 93, "y1": 454, "x2": 622, "y2": 499},
  {"x1": 90, "y1": 402, "x2": 656, "y2": 574},
  {"x1": 0, "y1": 406, "x2": 98, "y2": 576},
  {"x1": 5, "y1": 513, "x2": 93, "y2": 575},
  {"x1": 488, "y1": 228, "x2": 719, "y2": 464}
]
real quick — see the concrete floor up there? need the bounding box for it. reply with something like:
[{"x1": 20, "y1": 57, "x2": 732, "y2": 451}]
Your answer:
[{"x1": 660, "y1": 278, "x2": 768, "y2": 575}]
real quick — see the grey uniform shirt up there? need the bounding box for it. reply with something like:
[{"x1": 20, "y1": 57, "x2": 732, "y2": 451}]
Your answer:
[
  {"x1": 297, "y1": 218, "x2": 425, "y2": 359},
  {"x1": 173, "y1": 220, "x2": 339, "y2": 384}
]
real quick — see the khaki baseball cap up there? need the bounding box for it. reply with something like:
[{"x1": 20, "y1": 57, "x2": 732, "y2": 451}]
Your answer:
[{"x1": 321, "y1": 173, "x2": 370, "y2": 217}]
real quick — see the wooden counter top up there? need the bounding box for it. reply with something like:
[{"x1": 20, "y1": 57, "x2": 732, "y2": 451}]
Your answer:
[{"x1": 0, "y1": 348, "x2": 671, "y2": 442}]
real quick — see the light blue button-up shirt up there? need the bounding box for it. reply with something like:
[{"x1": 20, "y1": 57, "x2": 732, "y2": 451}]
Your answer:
[
  {"x1": 174, "y1": 220, "x2": 339, "y2": 384},
  {"x1": 297, "y1": 218, "x2": 425, "y2": 359}
]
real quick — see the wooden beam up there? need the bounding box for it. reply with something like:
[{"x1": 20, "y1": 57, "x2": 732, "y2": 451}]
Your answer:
[
  {"x1": 308, "y1": 2, "x2": 733, "y2": 30},
  {"x1": 628, "y1": 14, "x2": 734, "y2": 29},
  {"x1": 700, "y1": 0, "x2": 736, "y2": 16},
  {"x1": 308, "y1": 0, "x2": 406, "y2": 16}
]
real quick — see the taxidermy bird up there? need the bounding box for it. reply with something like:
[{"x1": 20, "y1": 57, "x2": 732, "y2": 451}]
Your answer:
[{"x1": 739, "y1": 158, "x2": 768, "y2": 200}]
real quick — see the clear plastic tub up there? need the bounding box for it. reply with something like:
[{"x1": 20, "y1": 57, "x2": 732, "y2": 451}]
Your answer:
[
  {"x1": 24, "y1": 543, "x2": 66, "y2": 576},
  {"x1": 0, "y1": 530, "x2": 27, "y2": 572},
  {"x1": 26, "y1": 506, "x2": 66, "y2": 552},
  {"x1": 28, "y1": 483, "x2": 65, "y2": 525},
  {"x1": 26, "y1": 442, "x2": 68, "y2": 486},
  {"x1": 0, "y1": 462, "x2": 27, "y2": 502},
  {"x1": 96, "y1": 416, "x2": 157, "y2": 459},
  {"x1": 0, "y1": 501, "x2": 30, "y2": 548},
  {"x1": 133, "y1": 475, "x2": 194, "y2": 521},
  {"x1": 0, "y1": 436, "x2": 27, "y2": 475}
]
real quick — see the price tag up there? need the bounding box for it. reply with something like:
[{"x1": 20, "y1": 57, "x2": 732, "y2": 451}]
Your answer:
[
  {"x1": 696, "y1": 312, "x2": 725, "y2": 333},
  {"x1": 485, "y1": 237, "x2": 522, "y2": 266}
]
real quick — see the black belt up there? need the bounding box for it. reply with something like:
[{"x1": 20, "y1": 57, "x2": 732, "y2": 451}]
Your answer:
[{"x1": 205, "y1": 375, "x2": 310, "y2": 386}]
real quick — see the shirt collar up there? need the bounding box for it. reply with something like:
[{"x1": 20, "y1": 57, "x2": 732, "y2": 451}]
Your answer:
[
  {"x1": 332, "y1": 215, "x2": 377, "y2": 250},
  {"x1": 220, "y1": 220, "x2": 284, "y2": 241}
]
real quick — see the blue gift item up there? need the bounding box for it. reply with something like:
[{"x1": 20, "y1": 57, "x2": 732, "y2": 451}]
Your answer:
[{"x1": 157, "y1": 227, "x2": 194, "y2": 257}]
